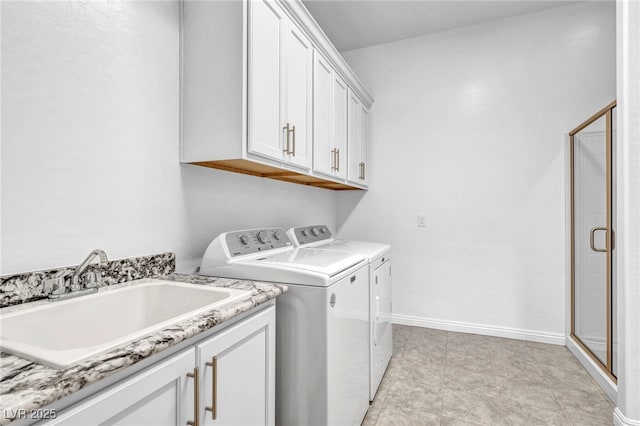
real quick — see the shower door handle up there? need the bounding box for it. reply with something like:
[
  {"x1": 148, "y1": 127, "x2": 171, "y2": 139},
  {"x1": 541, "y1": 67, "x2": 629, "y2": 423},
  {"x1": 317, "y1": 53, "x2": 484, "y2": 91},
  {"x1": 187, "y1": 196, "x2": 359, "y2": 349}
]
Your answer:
[{"x1": 590, "y1": 227, "x2": 608, "y2": 252}]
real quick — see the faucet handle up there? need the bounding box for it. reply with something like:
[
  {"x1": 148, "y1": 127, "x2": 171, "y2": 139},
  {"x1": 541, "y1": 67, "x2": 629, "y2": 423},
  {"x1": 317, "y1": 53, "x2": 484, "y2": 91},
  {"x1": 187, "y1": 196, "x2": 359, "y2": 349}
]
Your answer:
[
  {"x1": 84, "y1": 271, "x2": 103, "y2": 289},
  {"x1": 44, "y1": 277, "x2": 67, "y2": 296}
]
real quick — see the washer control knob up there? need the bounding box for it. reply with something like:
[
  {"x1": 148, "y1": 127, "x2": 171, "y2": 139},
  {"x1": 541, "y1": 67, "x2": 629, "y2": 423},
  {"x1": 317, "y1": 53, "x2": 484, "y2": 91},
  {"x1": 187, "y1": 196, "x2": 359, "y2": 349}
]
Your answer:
[
  {"x1": 301, "y1": 229, "x2": 308, "y2": 237},
  {"x1": 256, "y1": 231, "x2": 268, "y2": 244},
  {"x1": 239, "y1": 235, "x2": 249, "y2": 246},
  {"x1": 311, "y1": 227, "x2": 320, "y2": 236},
  {"x1": 273, "y1": 231, "x2": 281, "y2": 241},
  {"x1": 320, "y1": 227, "x2": 327, "y2": 234}
]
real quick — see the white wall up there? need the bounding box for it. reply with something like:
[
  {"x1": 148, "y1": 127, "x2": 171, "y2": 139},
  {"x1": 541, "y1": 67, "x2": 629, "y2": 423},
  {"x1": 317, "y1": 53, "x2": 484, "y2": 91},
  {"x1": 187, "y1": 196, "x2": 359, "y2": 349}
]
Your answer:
[
  {"x1": 337, "y1": 2, "x2": 616, "y2": 340},
  {"x1": 0, "y1": 1, "x2": 336, "y2": 275},
  {"x1": 615, "y1": 0, "x2": 640, "y2": 423}
]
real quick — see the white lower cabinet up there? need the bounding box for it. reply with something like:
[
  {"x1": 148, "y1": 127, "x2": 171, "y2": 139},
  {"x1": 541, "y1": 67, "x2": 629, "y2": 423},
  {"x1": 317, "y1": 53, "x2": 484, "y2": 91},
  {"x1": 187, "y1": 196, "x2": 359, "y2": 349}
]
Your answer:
[
  {"x1": 197, "y1": 306, "x2": 275, "y2": 426},
  {"x1": 41, "y1": 305, "x2": 275, "y2": 426},
  {"x1": 42, "y1": 349, "x2": 196, "y2": 426}
]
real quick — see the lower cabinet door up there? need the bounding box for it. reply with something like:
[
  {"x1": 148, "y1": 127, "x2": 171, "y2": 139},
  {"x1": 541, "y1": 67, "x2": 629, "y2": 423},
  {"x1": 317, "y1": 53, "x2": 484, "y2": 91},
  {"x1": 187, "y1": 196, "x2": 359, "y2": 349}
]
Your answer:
[
  {"x1": 197, "y1": 306, "x2": 275, "y2": 426},
  {"x1": 43, "y1": 348, "x2": 196, "y2": 426}
]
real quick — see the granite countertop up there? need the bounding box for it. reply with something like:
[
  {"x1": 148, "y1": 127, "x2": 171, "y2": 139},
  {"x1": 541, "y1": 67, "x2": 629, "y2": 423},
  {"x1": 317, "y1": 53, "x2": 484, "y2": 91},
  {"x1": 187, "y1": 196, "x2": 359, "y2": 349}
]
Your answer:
[{"x1": 0, "y1": 274, "x2": 287, "y2": 424}]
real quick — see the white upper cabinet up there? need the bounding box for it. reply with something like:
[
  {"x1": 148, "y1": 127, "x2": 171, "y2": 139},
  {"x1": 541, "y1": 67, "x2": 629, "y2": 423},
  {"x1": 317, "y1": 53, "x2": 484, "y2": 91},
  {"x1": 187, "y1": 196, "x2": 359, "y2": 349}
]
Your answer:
[
  {"x1": 181, "y1": 0, "x2": 373, "y2": 190},
  {"x1": 248, "y1": 0, "x2": 285, "y2": 162},
  {"x1": 313, "y1": 51, "x2": 333, "y2": 176},
  {"x1": 347, "y1": 90, "x2": 369, "y2": 187},
  {"x1": 332, "y1": 73, "x2": 348, "y2": 180},
  {"x1": 283, "y1": 20, "x2": 313, "y2": 169},
  {"x1": 359, "y1": 104, "x2": 370, "y2": 186},
  {"x1": 248, "y1": 1, "x2": 312, "y2": 169},
  {"x1": 313, "y1": 50, "x2": 348, "y2": 180}
]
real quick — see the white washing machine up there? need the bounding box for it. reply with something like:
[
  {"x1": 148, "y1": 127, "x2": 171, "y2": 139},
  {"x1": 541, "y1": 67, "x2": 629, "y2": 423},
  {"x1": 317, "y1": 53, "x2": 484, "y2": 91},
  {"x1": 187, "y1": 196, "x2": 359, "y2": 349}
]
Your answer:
[
  {"x1": 199, "y1": 228, "x2": 370, "y2": 426},
  {"x1": 287, "y1": 225, "x2": 393, "y2": 401}
]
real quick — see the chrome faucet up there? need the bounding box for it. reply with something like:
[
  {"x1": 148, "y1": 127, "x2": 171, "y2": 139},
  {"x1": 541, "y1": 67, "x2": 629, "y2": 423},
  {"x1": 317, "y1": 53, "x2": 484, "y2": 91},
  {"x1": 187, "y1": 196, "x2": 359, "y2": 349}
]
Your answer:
[
  {"x1": 71, "y1": 249, "x2": 109, "y2": 291},
  {"x1": 44, "y1": 249, "x2": 109, "y2": 300}
]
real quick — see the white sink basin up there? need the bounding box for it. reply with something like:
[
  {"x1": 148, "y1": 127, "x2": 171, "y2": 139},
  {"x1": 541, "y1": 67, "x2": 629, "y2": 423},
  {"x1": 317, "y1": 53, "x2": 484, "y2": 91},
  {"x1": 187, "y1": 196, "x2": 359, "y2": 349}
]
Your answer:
[{"x1": 0, "y1": 279, "x2": 251, "y2": 369}]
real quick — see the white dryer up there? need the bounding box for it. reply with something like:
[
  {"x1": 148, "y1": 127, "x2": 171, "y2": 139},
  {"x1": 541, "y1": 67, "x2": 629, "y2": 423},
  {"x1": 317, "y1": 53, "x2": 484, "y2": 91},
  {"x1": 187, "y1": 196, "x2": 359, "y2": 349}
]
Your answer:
[
  {"x1": 287, "y1": 225, "x2": 393, "y2": 401},
  {"x1": 199, "y1": 228, "x2": 369, "y2": 426}
]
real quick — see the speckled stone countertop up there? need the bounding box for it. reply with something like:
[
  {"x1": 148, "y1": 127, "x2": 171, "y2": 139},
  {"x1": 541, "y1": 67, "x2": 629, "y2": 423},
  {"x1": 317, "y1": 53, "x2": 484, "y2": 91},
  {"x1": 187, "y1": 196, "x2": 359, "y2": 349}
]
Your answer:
[{"x1": 0, "y1": 274, "x2": 287, "y2": 424}]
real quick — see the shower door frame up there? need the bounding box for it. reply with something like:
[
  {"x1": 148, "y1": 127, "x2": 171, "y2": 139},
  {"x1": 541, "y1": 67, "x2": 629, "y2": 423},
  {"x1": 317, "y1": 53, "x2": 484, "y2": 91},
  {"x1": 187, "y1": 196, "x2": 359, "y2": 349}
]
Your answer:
[{"x1": 569, "y1": 99, "x2": 617, "y2": 382}]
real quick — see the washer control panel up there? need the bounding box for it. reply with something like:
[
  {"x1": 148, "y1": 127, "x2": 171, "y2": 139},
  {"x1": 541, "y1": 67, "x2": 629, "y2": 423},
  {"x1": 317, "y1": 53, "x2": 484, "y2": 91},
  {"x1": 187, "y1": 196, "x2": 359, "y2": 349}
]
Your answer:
[
  {"x1": 292, "y1": 225, "x2": 333, "y2": 245},
  {"x1": 225, "y1": 228, "x2": 291, "y2": 257}
]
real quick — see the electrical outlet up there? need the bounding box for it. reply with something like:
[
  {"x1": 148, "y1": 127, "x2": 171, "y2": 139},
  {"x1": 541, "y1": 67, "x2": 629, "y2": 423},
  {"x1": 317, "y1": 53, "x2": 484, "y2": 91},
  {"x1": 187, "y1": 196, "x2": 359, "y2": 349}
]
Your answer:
[{"x1": 417, "y1": 215, "x2": 426, "y2": 227}]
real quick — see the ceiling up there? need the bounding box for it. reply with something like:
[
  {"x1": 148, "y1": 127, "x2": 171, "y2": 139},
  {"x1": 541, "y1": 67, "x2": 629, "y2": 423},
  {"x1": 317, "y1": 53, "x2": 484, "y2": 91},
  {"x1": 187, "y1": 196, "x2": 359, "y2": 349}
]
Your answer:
[{"x1": 302, "y1": 0, "x2": 583, "y2": 52}]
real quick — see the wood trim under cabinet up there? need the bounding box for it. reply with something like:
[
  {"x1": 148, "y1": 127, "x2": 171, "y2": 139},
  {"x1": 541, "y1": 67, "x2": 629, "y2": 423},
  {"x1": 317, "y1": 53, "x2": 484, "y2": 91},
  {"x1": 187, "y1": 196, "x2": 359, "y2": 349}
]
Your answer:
[{"x1": 190, "y1": 159, "x2": 364, "y2": 190}]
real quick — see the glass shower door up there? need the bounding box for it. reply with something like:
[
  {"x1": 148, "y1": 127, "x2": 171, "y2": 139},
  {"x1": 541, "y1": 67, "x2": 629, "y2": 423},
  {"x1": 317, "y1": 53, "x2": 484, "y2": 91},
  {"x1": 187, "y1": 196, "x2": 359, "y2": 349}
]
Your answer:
[{"x1": 570, "y1": 102, "x2": 616, "y2": 380}]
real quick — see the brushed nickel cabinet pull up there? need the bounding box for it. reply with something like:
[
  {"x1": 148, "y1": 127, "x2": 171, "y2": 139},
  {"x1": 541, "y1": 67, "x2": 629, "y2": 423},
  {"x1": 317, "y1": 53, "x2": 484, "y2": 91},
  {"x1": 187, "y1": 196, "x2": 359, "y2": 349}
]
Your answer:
[
  {"x1": 291, "y1": 125, "x2": 296, "y2": 156},
  {"x1": 205, "y1": 357, "x2": 218, "y2": 420},
  {"x1": 590, "y1": 227, "x2": 608, "y2": 253},
  {"x1": 362, "y1": 162, "x2": 365, "y2": 180},
  {"x1": 283, "y1": 123, "x2": 291, "y2": 154},
  {"x1": 336, "y1": 149, "x2": 340, "y2": 172},
  {"x1": 186, "y1": 367, "x2": 199, "y2": 426}
]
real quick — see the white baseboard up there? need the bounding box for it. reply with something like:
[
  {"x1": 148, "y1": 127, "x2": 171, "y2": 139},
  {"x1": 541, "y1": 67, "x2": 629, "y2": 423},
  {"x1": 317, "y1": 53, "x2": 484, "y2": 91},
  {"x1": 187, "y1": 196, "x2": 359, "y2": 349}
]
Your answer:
[
  {"x1": 566, "y1": 336, "x2": 617, "y2": 403},
  {"x1": 392, "y1": 313, "x2": 565, "y2": 345},
  {"x1": 614, "y1": 408, "x2": 640, "y2": 426}
]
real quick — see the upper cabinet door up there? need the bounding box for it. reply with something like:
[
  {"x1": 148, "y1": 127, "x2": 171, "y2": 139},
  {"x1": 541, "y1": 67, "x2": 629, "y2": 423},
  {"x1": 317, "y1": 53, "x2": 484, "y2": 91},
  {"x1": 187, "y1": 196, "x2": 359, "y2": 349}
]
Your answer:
[
  {"x1": 283, "y1": 20, "x2": 313, "y2": 169},
  {"x1": 359, "y1": 104, "x2": 369, "y2": 186},
  {"x1": 313, "y1": 51, "x2": 333, "y2": 177},
  {"x1": 248, "y1": 0, "x2": 285, "y2": 162},
  {"x1": 333, "y1": 74, "x2": 348, "y2": 180},
  {"x1": 347, "y1": 90, "x2": 361, "y2": 184},
  {"x1": 347, "y1": 90, "x2": 369, "y2": 187}
]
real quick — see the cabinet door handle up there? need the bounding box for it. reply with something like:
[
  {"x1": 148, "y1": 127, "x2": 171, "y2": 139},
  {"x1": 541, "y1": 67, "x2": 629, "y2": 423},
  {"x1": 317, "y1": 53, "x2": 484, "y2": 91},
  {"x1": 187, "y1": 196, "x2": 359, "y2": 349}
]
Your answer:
[
  {"x1": 205, "y1": 357, "x2": 218, "y2": 420},
  {"x1": 186, "y1": 367, "x2": 199, "y2": 426},
  {"x1": 283, "y1": 123, "x2": 291, "y2": 154},
  {"x1": 362, "y1": 162, "x2": 365, "y2": 180},
  {"x1": 291, "y1": 125, "x2": 296, "y2": 156},
  {"x1": 336, "y1": 149, "x2": 340, "y2": 172},
  {"x1": 590, "y1": 227, "x2": 608, "y2": 252}
]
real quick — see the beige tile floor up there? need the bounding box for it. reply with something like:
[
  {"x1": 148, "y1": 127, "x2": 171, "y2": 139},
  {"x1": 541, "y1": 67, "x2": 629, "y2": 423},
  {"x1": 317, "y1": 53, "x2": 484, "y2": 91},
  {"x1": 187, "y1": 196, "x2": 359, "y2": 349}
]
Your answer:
[{"x1": 363, "y1": 325, "x2": 614, "y2": 426}]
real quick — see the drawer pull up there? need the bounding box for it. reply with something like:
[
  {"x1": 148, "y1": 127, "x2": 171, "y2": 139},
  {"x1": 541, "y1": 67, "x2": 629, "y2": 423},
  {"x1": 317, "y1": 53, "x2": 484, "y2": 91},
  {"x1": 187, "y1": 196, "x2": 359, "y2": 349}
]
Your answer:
[
  {"x1": 205, "y1": 357, "x2": 218, "y2": 420},
  {"x1": 186, "y1": 367, "x2": 199, "y2": 426}
]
